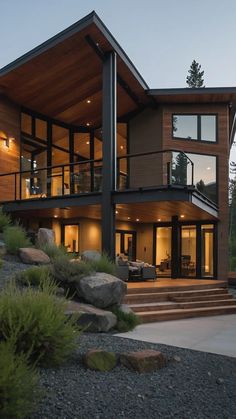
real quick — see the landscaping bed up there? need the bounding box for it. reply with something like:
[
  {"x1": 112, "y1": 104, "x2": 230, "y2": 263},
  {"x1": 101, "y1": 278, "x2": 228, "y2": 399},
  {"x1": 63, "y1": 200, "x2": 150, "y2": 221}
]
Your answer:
[{"x1": 31, "y1": 333, "x2": 236, "y2": 419}]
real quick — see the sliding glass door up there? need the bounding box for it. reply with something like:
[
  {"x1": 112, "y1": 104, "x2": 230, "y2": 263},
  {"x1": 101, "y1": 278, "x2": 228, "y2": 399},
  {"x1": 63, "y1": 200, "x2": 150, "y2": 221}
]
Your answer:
[
  {"x1": 181, "y1": 225, "x2": 197, "y2": 277},
  {"x1": 155, "y1": 226, "x2": 172, "y2": 277}
]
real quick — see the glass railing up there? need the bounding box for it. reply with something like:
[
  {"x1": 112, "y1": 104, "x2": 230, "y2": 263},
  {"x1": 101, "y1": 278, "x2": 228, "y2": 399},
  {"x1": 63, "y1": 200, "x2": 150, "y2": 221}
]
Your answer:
[
  {"x1": 0, "y1": 158, "x2": 103, "y2": 202},
  {"x1": 117, "y1": 150, "x2": 194, "y2": 190}
]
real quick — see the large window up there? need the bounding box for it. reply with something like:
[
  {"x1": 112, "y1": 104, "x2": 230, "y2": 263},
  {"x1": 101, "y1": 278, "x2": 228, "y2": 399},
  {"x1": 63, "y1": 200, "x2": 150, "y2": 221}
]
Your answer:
[
  {"x1": 172, "y1": 114, "x2": 217, "y2": 142},
  {"x1": 172, "y1": 152, "x2": 217, "y2": 203}
]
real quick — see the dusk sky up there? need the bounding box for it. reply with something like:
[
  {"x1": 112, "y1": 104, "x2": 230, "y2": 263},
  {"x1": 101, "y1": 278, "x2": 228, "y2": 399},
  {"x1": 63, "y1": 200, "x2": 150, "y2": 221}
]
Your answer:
[{"x1": 1, "y1": 0, "x2": 236, "y2": 164}]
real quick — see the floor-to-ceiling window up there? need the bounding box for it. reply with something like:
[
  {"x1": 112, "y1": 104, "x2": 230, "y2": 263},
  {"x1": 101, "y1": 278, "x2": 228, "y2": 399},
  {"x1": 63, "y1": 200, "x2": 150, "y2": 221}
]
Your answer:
[
  {"x1": 201, "y1": 224, "x2": 214, "y2": 277},
  {"x1": 155, "y1": 226, "x2": 172, "y2": 277},
  {"x1": 116, "y1": 230, "x2": 136, "y2": 260},
  {"x1": 181, "y1": 225, "x2": 197, "y2": 277}
]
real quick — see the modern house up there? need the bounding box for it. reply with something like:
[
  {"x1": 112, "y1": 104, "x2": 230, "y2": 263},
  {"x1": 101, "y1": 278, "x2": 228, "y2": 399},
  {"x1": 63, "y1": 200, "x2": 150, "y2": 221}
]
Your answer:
[{"x1": 0, "y1": 11, "x2": 235, "y2": 282}]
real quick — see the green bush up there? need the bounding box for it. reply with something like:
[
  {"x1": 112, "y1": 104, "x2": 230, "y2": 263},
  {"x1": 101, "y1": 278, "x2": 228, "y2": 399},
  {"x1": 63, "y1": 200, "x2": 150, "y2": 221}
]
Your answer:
[
  {"x1": 3, "y1": 225, "x2": 32, "y2": 254},
  {"x1": 16, "y1": 265, "x2": 53, "y2": 287},
  {"x1": 0, "y1": 208, "x2": 11, "y2": 232},
  {"x1": 0, "y1": 284, "x2": 80, "y2": 366},
  {"x1": 0, "y1": 341, "x2": 39, "y2": 419},
  {"x1": 0, "y1": 259, "x2": 3, "y2": 269},
  {"x1": 112, "y1": 307, "x2": 141, "y2": 332},
  {"x1": 40, "y1": 243, "x2": 68, "y2": 260},
  {"x1": 87, "y1": 253, "x2": 116, "y2": 275},
  {"x1": 52, "y1": 256, "x2": 92, "y2": 294}
]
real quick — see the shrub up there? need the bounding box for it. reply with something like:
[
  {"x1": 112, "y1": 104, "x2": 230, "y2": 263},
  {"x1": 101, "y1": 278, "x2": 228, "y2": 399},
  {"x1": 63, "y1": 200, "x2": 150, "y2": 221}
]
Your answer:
[
  {"x1": 39, "y1": 243, "x2": 68, "y2": 260},
  {"x1": 16, "y1": 265, "x2": 53, "y2": 288},
  {"x1": 0, "y1": 258, "x2": 3, "y2": 269},
  {"x1": 87, "y1": 253, "x2": 116, "y2": 275},
  {"x1": 52, "y1": 256, "x2": 92, "y2": 294},
  {"x1": 0, "y1": 208, "x2": 11, "y2": 232},
  {"x1": 112, "y1": 307, "x2": 141, "y2": 332},
  {"x1": 0, "y1": 284, "x2": 80, "y2": 366},
  {"x1": 3, "y1": 225, "x2": 32, "y2": 254},
  {"x1": 0, "y1": 341, "x2": 39, "y2": 419}
]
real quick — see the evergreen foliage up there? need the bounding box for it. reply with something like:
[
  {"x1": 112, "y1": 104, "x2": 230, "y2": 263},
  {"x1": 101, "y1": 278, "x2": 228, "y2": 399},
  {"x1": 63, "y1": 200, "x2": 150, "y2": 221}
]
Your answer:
[{"x1": 186, "y1": 60, "x2": 205, "y2": 88}]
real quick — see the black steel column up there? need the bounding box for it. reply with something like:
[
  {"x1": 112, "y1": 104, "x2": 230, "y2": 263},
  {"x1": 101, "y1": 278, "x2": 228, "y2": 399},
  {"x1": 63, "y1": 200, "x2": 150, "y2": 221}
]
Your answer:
[
  {"x1": 101, "y1": 51, "x2": 117, "y2": 259},
  {"x1": 171, "y1": 215, "x2": 179, "y2": 278}
]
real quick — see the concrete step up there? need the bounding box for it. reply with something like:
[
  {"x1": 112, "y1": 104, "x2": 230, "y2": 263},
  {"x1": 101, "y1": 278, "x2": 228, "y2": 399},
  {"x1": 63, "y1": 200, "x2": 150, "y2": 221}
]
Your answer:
[
  {"x1": 137, "y1": 305, "x2": 236, "y2": 323},
  {"x1": 124, "y1": 288, "x2": 229, "y2": 304},
  {"x1": 131, "y1": 299, "x2": 236, "y2": 313},
  {"x1": 127, "y1": 281, "x2": 227, "y2": 295}
]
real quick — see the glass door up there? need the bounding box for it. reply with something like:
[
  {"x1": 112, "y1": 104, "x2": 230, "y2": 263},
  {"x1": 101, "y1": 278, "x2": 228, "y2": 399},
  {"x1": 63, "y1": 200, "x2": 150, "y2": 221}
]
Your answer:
[
  {"x1": 116, "y1": 230, "x2": 136, "y2": 261},
  {"x1": 156, "y1": 226, "x2": 172, "y2": 277},
  {"x1": 63, "y1": 225, "x2": 79, "y2": 253},
  {"x1": 201, "y1": 224, "x2": 214, "y2": 277},
  {"x1": 181, "y1": 225, "x2": 197, "y2": 277}
]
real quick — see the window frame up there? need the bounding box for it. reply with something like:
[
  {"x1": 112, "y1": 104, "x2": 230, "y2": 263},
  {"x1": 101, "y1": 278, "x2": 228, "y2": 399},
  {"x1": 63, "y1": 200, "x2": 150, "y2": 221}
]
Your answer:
[{"x1": 172, "y1": 113, "x2": 218, "y2": 143}]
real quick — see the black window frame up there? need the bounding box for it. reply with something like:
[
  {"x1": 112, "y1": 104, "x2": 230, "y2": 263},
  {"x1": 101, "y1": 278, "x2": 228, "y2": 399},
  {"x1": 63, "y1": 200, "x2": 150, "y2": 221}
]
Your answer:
[{"x1": 172, "y1": 113, "x2": 218, "y2": 143}]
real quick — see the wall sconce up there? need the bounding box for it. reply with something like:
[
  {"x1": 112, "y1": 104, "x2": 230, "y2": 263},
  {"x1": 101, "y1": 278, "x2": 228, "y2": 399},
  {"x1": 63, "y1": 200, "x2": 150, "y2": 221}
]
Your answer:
[{"x1": 0, "y1": 130, "x2": 9, "y2": 147}]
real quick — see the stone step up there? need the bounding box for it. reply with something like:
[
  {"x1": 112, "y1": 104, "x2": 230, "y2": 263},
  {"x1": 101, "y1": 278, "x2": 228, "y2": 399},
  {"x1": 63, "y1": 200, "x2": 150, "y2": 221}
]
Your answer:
[
  {"x1": 131, "y1": 299, "x2": 236, "y2": 313},
  {"x1": 127, "y1": 281, "x2": 227, "y2": 295},
  {"x1": 137, "y1": 305, "x2": 236, "y2": 323},
  {"x1": 124, "y1": 288, "x2": 229, "y2": 304}
]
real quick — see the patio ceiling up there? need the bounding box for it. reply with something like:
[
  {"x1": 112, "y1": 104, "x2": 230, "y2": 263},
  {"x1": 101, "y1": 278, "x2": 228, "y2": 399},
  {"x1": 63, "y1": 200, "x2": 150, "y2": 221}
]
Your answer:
[{"x1": 0, "y1": 12, "x2": 150, "y2": 127}]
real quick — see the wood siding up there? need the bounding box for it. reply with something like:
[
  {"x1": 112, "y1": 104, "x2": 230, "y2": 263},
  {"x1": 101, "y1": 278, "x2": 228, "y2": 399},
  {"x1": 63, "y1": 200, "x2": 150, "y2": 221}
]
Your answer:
[{"x1": 0, "y1": 97, "x2": 20, "y2": 201}]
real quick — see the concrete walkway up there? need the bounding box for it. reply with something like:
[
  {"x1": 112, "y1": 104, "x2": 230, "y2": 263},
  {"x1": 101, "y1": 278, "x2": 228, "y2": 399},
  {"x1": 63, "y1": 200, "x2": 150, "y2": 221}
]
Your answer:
[{"x1": 117, "y1": 314, "x2": 236, "y2": 358}]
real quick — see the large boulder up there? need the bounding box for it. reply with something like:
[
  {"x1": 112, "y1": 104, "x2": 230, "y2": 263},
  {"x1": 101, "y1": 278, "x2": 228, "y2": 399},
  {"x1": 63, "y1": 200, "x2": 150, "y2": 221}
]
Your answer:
[
  {"x1": 65, "y1": 301, "x2": 117, "y2": 332},
  {"x1": 19, "y1": 248, "x2": 50, "y2": 265},
  {"x1": 81, "y1": 250, "x2": 101, "y2": 262},
  {"x1": 76, "y1": 272, "x2": 127, "y2": 309},
  {"x1": 37, "y1": 228, "x2": 55, "y2": 248},
  {"x1": 84, "y1": 349, "x2": 117, "y2": 371}
]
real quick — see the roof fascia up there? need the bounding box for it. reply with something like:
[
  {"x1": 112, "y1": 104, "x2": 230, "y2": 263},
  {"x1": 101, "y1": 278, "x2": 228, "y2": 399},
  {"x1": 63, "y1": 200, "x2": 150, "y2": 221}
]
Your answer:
[{"x1": 147, "y1": 87, "x2": 236, "y2": 96}]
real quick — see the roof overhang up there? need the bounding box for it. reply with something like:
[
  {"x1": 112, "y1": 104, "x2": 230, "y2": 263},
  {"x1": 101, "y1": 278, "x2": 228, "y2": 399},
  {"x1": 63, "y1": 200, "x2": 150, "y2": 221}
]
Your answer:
[{"x1": 0, "y1": 11, "x2": 150, "y2": 127}]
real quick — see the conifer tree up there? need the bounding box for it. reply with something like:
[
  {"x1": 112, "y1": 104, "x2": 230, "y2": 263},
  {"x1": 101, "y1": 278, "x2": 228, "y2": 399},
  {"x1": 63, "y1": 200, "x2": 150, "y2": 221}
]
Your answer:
[{"x1": 186, "y1": 60, "x2": 205, "y2": 88}]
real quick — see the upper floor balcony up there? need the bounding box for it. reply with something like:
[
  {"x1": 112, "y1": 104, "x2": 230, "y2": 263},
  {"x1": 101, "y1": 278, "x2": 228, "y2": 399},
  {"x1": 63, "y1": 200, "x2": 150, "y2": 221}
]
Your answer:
[{"x1": 0, "y1": 149, "x2": 217, "y2": 213}]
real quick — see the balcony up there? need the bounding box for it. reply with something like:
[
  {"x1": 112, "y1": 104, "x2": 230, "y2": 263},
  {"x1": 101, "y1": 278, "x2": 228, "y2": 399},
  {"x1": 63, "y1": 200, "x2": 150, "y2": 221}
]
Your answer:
[{"x1": 0, "y1": 150, "x2": 217, "y2": 215}]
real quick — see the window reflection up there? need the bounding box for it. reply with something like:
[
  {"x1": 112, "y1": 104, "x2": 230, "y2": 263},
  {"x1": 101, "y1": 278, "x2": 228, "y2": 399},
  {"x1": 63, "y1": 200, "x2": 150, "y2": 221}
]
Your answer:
[
  {"x1": 173, "y1": 114, "x2": 216, "y2": 142},
  {"x1": 187, "y1": 153, "x2": 217, "y2": 203}
]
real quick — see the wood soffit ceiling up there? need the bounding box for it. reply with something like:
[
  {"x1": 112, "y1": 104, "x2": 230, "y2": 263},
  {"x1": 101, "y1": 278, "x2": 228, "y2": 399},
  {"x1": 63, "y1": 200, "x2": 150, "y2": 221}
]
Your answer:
[{"x1": 0, "y1": 15, "x2": 150, "y2": 128}]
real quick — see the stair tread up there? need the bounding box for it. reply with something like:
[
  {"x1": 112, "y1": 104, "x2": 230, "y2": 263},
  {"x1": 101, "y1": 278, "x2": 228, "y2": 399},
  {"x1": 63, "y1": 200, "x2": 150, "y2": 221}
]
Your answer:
[
  {"x1": 137, "y1": 305, "x2": 236, "y2": 316},
  {"x1": 131, "y1": 298, "x2": 236, "y2": 308},
  {"x1": 126, "y1": 288, "x2": 228, "y2": 297}
]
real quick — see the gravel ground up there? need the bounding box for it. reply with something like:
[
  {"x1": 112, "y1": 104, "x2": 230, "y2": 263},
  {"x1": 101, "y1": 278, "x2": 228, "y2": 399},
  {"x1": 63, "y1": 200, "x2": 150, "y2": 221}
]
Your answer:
[
  {"x1": 31, "y1": 333, "x2": 236, "y2": 419},
  {"x1": 0, "y1": 255, "x2": 28, "y2": 289}
]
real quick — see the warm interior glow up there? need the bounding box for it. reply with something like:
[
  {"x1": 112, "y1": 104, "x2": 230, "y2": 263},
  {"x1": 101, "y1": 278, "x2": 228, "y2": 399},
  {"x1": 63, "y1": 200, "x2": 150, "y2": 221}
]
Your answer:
[{"x1": 64, "y1": 225, "x2": 79, "y2": 253}]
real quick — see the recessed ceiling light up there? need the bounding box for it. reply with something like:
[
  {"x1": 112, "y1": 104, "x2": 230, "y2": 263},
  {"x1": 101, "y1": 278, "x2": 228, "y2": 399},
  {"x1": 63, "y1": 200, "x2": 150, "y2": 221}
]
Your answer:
[
  {"x1": 115, "y1": 210, "x2": 119, "y2": 214},
  {"x1": 136, "y1": 218, "x2": 140, "y2": 222},
  {"x1": 128, "y1": 217, "x2": 131, "y2": 220},
  {"x1": 206, "y1": 167, "x2": 211, "y2": 170},
  {"x1": 86, "y1": 123, "x2": 90, "y2": 127},
  {"x1": 180, "y1": 214, "x2": 185, "y2": 218},
  {"x1": 86, "y1": 99, "x2": 91, "y2": 104},
  {"x1": 120, "y1": 145, "x2": 124, "y2": 150},
  {"x1": 86, "y1": 141, "x2": 90, "y2": 145},
  {"x1": 54, "y1": 215, "x2": 58, "y2": 218},
  {"x1": 157, "y1": 218, "x2": 161, "y2": 222}
]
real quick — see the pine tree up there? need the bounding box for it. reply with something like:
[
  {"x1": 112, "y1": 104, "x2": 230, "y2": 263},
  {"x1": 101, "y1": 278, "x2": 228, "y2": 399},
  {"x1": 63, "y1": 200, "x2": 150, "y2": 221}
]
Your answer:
[
  {"x1": 172, "y1": 153, "x2": 188, "y2": 185},
  {"x1": 186, "y1": 60, "x2": 205, "y2": 88}
]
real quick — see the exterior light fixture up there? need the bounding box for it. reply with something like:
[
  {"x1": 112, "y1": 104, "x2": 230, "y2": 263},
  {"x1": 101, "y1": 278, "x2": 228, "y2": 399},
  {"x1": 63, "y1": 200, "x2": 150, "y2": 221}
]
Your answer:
[
  {"x1": 54, "y1": 215, "x2": 58, "y2": 218},
  {"x1": 157, "y1": 218, "x2": 161, "y2": 222},
  {"x1": 120, "y1": 145, "x2": 124, "y2": 150},
  {"x1": 0, "y1": 131, "x2": 9, "y2": 147},
  {"x1": 86, "y1": 99, "x2": 91, "y2": 104},
  {"x1": 86, "y1": 122, "x2": 90, "y2": 127},
  {"x1": 115, "y1": 210, "x2": 119, "y2": 214},
  {"x1": 136, "y1": 218, "x2": 140, "y2": 222},
  {"x1": 127, "y1": 217, "x2": 131, "y2": 220},
  {"x1": 180, "y1": 214, "x2": 185, "y2": 218}
]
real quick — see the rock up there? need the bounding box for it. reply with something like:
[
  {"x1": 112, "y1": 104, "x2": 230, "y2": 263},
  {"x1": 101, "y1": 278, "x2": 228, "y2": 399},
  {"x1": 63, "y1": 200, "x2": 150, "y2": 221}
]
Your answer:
[
  {"x1": 216, "y1": 378, "x2": 224, "y2": 385},
  {"x1": 65, "y1": 301, "x2": 117, "y2": 332},
  {"x1": 118, "y1": 304, "x2": 134, "y2": 315},
  {"x1": 81, "y1": 250, "x2": 101, "y2": 262},
  {"x1": 84, "y1": 349, "x2": 117, "y2": 371},
  {"x1": 76, "y1": 272, "x2": 127, "y2": 309},
  {"x1": 19, "y1": 248, "x2": 50, "y2": 265},
  {"x1": 173, "y1": 355, "x2": 181, "y2": 363},
  {"x1": 0, "y1": 240, "x2": 6, "y2": 256},
  {"x1": 37, "y1": 228, "x2": 55, "y2": 248},
  {"x1": 120, "y1": 349, "x2": 167, "y2": 373}
]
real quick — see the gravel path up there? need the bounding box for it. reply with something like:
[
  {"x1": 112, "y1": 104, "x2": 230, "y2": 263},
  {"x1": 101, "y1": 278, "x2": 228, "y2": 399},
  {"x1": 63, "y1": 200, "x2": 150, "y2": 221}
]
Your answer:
[{"x1": 31, "y1": 333, "x2": 236, "y2": 419}]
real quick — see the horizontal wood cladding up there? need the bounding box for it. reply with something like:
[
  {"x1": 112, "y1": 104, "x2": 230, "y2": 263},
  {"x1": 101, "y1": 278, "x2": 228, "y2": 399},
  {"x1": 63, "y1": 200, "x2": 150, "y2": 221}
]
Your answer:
[
  {"x1": 162, "y1": 103, "x2": 229, "y2": 280},
  {"x1": 0, "y1": 97, "x2": 20, "y2": 201}
]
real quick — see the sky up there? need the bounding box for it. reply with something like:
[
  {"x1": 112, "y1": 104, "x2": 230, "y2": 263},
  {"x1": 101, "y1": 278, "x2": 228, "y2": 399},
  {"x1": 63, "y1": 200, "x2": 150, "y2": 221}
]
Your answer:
[{"x1": 1, "y1": 0, "x2": 236, "y2": 164}]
